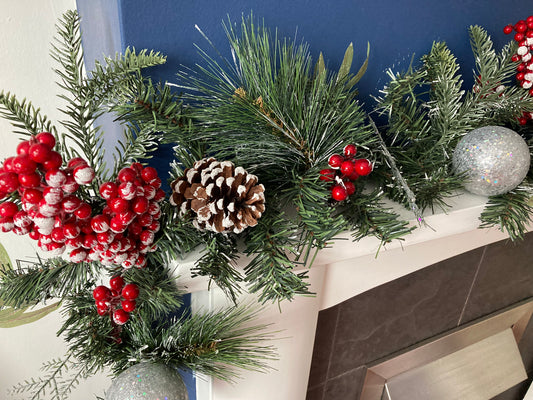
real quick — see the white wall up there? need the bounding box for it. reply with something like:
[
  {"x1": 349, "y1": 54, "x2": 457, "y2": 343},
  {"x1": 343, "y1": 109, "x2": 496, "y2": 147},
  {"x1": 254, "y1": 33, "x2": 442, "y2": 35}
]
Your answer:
[{"x1": 0, "y1": 2, "x2": 111, "y2": 398}]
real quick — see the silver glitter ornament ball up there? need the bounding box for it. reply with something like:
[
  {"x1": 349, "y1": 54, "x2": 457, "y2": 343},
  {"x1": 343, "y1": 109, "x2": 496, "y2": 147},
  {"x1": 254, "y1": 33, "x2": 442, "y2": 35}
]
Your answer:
[
  {"x1": 106, "y1": 362, "x2": 189, "y2": 400},
  {"x1": 452, "y1": 126, "x2": 530, "y2": 196}
]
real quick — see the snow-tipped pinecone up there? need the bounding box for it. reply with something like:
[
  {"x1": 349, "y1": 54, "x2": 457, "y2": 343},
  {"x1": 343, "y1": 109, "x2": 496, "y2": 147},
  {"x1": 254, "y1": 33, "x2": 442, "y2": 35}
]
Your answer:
[{"x1": 170, "y1": 158, "x2": 266, "y2": 234}]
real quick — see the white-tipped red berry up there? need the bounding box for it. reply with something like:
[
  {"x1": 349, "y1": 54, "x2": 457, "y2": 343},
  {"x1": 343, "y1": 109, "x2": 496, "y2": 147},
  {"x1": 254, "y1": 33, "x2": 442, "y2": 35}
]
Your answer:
[
  {"x1": 43, "y1": 187, "x2": 64, "y2": 205},
  {"x1": 73, "y1": 164, "x2": 95, "y2": 185},
  {"x1": 90, "y1": 214, "x2": 110, "y2": 233},
  {"x1": 45, "y1": 169, "x2": 67, "y2": 187},
  {"x1": 99, "y1": 182, "x2": 118, "y2": 200}
]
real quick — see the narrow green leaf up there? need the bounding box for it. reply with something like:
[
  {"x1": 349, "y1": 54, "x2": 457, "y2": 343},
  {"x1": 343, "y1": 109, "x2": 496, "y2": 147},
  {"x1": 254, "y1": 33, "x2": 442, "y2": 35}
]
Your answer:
[
  {"x1": 0, "y1": 241, "x2": 12, "y2": 271},
  {"x1": 0, "y1": 302, "x2": 61, "y2": 328},
  {"x1": 315, "y1": 52, "x2": 326, "y2": 78},
  {"x1": 337, "y1": 42, "x2": 354, "y2": 83},
  {"x1": 347, "y1": 42, "x2": 370, "y2": 88},
  {"x1": 0, "y1": 306, "x2": 29, "y2": 321}
]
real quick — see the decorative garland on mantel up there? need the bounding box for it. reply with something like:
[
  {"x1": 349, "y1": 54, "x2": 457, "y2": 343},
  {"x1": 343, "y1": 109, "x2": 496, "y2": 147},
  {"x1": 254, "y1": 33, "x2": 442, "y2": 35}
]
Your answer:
[{"x1": 0, "y1": 9, "x2": 532, "y2": 399}]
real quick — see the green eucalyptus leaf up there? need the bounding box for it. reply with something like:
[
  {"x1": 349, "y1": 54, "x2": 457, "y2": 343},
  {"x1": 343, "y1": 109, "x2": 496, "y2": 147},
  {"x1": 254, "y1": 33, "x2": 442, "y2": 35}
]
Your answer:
[
  {"x1": 337, "y1": 42, "x2": 354, "y2": 83},
  {"x1": 0, "y1": 301, "x2": 60, "y2": 328},
  {"x1": 347, "y1": 42, "x2": 370, "y2": 89},
  {"x1": 0, "y1": 241, "x2": 12, "y2": 271}
]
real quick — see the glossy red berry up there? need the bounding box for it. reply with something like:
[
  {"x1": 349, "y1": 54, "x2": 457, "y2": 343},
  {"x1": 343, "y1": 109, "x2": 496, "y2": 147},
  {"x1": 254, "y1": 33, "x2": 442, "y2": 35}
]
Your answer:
[
  {"x1": 121, "y1": 299, "x2": 136, "y2": 312},
  {"x1": 340, "y1": 160, "x2": 355, "y2": 176},
  {"x1": 28, "y1": 143, "x2": 52, "y2": 163},
  {"x1": 92, "y1": 285, "x2": 111, "y2": 301},
  {"x1": 118, "y1": 167, "x2": 137, "y2": 183},
  {"x1": 109, "y1": 276, "x2": 125, "y2": 291},
  {"x1": 18, "y1": 172, "x2": 41, "y2": 188},
  {"x1": 344, "y1": 181, "x2": 356, "y2": 196},
  {"x1": 122, "y1": 283, "x2": 139, "y2": 300},
  {"x1": 113, "y1": 309, "x2": 129, "y2": 325},
  {"x1": 503, "y1": 24, "x2": 514, "y2": 34},
  {"x1": 331, "y1": 185, "x2": 347, "y2": 201},
  {"x1": 328, "y1": 154, "x2": 344, "y2": 169},
  {"x1": 354, "y1": 159, "x2": 372, "y2": 176},
  {"x1": 41, "y1": 151, "x2": 63, "y2": 171},
  {"x1": 516, "y1": 23, "x2": 527, "y2": 33},
  {"x1": 35, "y1": 132, "x2": 56, "y2": 149},
  {"x1": 16, "y1": 141, "x2": 31, "y2": 156},
  {"x1": 12, "y1": 155, "x2": 37, "y2": 174},
  {"x1": 343, "y1": 144, "x2": 357, "y2": 158},
  {"x1": 96, "y1": 306, "x2": 108, "y2": 316},
  {"x1": 109, "y1": 197, "x2": 130, "y2": 213},
  {"x1": 515, "y1": 33, "x2": 525, "y2": 42},
  {"x1": 132, "y1": 196, "x2": 149, "y2": 214},
  {"x1": 518, "y1": 116, "x2": 528, "y2": 125},
  {"x1": 512, "y1": 54, "x2": 521, "y2": 62},
  {"x1": 0, "y1": 172, "x2": 20, "y2": 193},
  {"x1": 0, "y1": 202, "x2": 19, "y2": 217},
  {"x1": 74, "y1": 203, "x2": 92, "y2": 219},
  {"x1": 22, "y1": 188, "x2": 43, "y2": 204},
  {"x1": 141, "y1": 167, "x2": 158, "y2": 184},
  {"x1": 319, "y1": 169, "x2": 335, "y2": 182}
]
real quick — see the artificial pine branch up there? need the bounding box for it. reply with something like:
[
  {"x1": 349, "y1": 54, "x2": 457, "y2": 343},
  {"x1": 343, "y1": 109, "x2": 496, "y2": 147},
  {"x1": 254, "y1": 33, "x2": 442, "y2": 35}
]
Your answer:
[
  {"x1": 59, "y1": 291, "x2": 277, "y2": 383},
  {"x1": 0, "y1": 258, "x2": 100, "y2": 308},
  {"x1": 0, "y1": 91, "x2": 58, "y2": 138},
  {"x1": 192, "y1": 232, "x2": 243, "y2": 303},
  {"x1": 479, "y1": 183, "x2": 533, "y2": 240},
  {"x1": 343, "y1": 189, "x2": 415, "y2": 243},
  {"x1": 374, "y1": 25, "x2": 533, "y2": 228},
  {"x1": 8, "y1": 355, "x2": 80, "y2": 400},
  {"x1": 170, "y1": 14, "x2": 400, "y2": 302},
  {"x1": 244, "y1": 206, "x2": 312, "y2": 303}
]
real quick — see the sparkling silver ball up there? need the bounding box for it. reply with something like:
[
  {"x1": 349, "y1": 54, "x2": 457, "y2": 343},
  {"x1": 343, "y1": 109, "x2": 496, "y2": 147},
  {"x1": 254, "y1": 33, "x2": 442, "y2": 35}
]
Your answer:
[
  {"x1": 106, "y1": 362, "x2": 189, "y2": 400},
  {"x1": 452, "y1": 126, "x2": 530, "y2": 196}
]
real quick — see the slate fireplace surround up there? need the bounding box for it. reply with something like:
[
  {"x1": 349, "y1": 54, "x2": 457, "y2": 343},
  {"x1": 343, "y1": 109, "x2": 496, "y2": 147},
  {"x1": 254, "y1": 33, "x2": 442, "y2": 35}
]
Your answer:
[{"x1": 307, "y1": 231, "x2": 533, "y2": 400}]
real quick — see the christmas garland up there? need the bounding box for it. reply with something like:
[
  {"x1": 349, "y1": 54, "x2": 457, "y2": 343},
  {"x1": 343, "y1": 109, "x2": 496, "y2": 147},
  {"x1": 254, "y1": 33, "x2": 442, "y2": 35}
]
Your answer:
[{"x1": 1, "y1": 9, "x2": 533, "y2": 400}]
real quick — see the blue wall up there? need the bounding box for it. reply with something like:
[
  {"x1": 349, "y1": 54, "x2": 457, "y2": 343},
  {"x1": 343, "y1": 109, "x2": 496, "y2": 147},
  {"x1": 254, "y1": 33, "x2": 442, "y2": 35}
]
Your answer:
[{"x1": 116, "y1": 0, "x2": 528, "y2": 103}]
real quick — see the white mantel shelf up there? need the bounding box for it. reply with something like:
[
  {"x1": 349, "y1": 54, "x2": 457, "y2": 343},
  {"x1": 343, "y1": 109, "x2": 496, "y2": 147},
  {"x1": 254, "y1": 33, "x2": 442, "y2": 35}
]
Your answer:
[{"x1": 182, "y1": 191, "x2": 529, "y2": 400}]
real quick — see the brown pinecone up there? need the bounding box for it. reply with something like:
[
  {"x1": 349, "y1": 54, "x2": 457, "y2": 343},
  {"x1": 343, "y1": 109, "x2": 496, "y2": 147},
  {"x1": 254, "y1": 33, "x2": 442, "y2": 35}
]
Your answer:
[{"x1": 170, "y1": 157, "x2": 266, "y2": 233}]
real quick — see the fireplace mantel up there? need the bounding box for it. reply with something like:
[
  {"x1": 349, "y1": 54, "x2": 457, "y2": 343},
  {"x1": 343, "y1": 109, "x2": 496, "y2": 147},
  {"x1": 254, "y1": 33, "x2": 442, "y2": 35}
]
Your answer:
[{"x1": 185, "y1": 191, "x2": 532, "y2": 400}]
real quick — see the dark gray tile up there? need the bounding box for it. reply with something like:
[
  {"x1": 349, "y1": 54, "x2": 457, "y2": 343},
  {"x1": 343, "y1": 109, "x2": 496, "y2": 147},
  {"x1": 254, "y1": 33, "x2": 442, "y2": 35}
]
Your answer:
[
  {"x1": 306, "y1": 383, "x2": 324, "y2": 400},
  {"x1": 461, "y1": 233, "x2": 533, "y2": 324},
  {"x1": 308, "y1": 305, "x2": 340, "y2": 387},
  {"x1": 328, "y1": 246, "x2": 483, "y2": 377},
  {"x1": 323, "y1": 367, "x2": 366, "y2": 400}
]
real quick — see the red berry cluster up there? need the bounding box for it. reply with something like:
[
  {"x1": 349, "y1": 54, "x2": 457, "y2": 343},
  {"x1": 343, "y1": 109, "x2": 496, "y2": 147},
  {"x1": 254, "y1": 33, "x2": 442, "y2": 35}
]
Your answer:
[
  {"x1": 92, "y1": 276, "x2": 139, "y2": 325},
  {"x1": 319, "y1": 144, "x2": 372, "y2": 201},
  {"x1": 0, "y1": 132, "x2": 97, "y2": 259},
  {"x1": 94, "y1": 163, "x2": 165, "y2": 269},
  {"x1": 504, "y1": 15, "x2": 533, "y2": 125}
]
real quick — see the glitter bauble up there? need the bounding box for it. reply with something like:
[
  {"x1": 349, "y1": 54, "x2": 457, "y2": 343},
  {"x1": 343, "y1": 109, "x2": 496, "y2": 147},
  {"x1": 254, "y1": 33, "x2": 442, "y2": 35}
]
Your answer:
[
  {"x1": 106, "y1": 363, "x2": 188, "y2": 400},
  {"x1": 452, "y1": 126, "x2": 530, "y2": 196}
]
